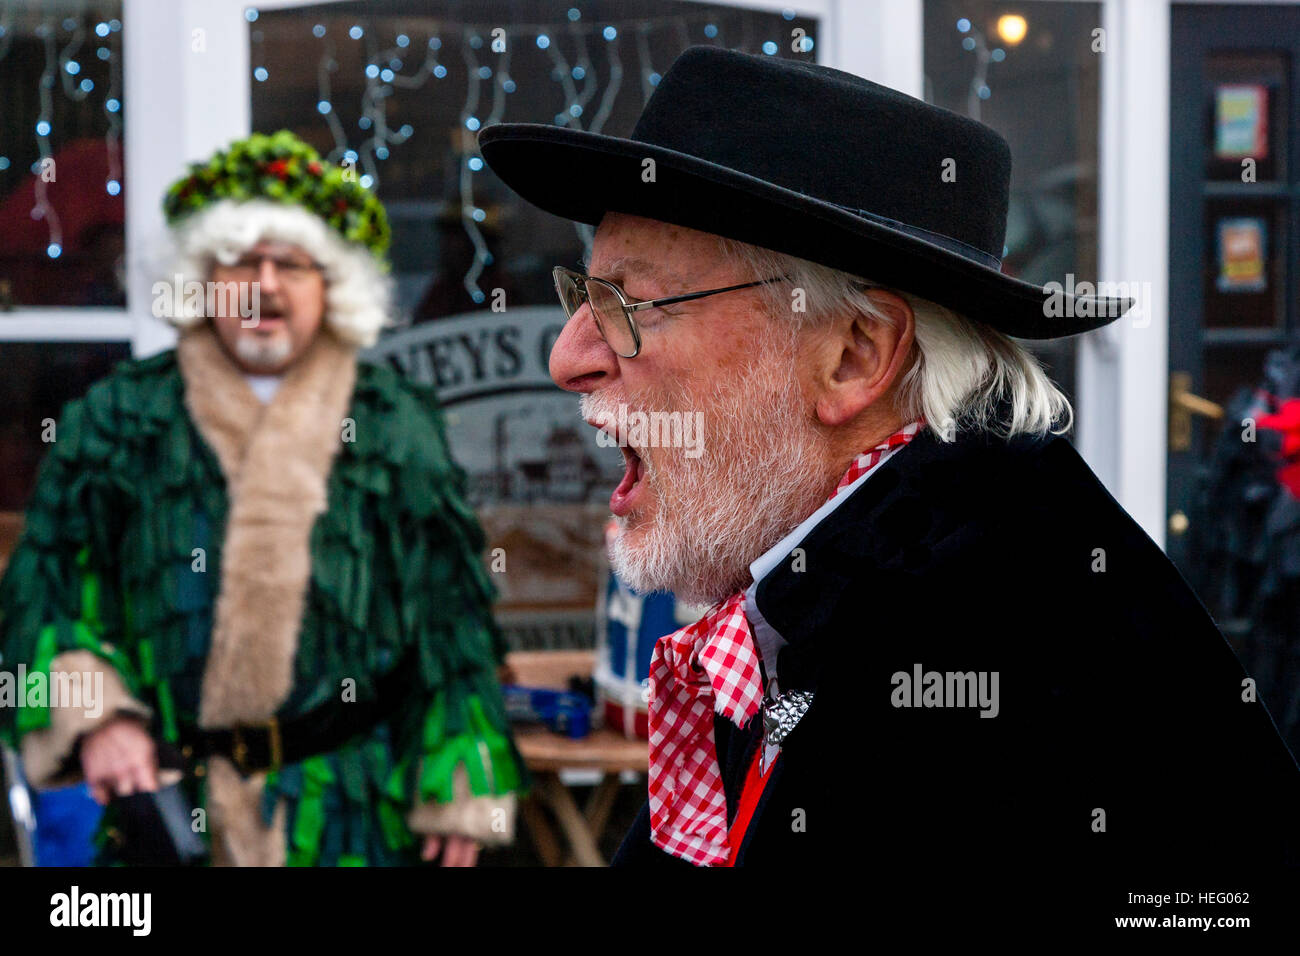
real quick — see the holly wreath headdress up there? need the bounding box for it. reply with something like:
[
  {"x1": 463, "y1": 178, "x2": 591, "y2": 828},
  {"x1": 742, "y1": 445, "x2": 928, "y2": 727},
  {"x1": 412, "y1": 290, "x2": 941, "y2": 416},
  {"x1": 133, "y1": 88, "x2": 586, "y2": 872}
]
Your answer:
[{"x1": 162, "y1": 129, "x2": 391, "y2": 267}]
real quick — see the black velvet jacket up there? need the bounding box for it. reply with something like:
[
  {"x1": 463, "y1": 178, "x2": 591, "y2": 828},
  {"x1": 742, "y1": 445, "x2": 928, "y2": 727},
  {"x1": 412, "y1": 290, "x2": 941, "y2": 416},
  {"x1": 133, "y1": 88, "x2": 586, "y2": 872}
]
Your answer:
[{"x1": 613, "y1": 425, "x2": 1300, "y2": 884}]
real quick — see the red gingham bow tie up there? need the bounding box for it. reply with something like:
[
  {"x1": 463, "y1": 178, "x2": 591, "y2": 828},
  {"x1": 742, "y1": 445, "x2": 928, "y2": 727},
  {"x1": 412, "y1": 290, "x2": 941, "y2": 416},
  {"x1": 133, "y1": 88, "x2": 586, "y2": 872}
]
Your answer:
[{"x1": 646, "y1": 419, "x2": 925, "y2": 865}]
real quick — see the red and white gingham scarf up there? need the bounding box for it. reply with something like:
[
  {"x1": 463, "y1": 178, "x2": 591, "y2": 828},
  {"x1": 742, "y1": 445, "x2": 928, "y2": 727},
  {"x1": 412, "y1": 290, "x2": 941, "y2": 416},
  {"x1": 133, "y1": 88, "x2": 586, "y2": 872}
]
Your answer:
[{"x1": 646, "y1": 419, "x2": 925, "y2": 865}]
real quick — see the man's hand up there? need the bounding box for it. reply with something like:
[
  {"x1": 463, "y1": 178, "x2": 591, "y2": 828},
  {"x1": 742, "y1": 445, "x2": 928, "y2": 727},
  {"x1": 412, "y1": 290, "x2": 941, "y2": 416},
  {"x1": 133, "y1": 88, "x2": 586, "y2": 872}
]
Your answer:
[
  {"x1": 79, "y1": 714, "x2": 159, "y2": 804},
  {"x1": 421, "y1": 833, "x2": 480, "y2": 867}
]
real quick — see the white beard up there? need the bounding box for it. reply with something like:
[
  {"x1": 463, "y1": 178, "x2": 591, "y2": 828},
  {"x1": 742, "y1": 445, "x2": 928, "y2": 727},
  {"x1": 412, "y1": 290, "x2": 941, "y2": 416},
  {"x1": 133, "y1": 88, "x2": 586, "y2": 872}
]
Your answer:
[
  {"x1": 234, "y1": 333, "x2": 293, "y2": 371},
  {"x1": 583, "y1": 334, "x2": 833, "y2": 605}
]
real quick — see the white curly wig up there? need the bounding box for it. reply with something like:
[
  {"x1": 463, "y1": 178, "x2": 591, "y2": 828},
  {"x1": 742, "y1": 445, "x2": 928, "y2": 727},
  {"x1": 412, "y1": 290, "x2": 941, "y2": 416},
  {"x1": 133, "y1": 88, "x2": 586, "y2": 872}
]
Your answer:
[{"x1": 163, "y1": 198, "x2": 393, "y2": 348}]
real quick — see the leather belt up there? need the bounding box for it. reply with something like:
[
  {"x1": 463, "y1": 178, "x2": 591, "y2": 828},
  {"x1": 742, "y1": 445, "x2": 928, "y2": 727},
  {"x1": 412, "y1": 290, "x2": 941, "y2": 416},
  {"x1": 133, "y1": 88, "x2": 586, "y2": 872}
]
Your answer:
[{"x1": 178, "y1": 652, "x2": 416, "y2": 776}]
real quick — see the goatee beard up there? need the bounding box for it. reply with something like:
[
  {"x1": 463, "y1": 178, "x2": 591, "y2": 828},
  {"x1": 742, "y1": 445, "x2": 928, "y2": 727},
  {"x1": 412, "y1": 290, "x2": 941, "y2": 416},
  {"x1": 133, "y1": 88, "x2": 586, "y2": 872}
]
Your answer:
[
  {"x1": 585, "y1": 339, "x2": 833, "y2": 606},
  {"x1": 235, "y1": 334, "x2": 293, "y2": 372}
]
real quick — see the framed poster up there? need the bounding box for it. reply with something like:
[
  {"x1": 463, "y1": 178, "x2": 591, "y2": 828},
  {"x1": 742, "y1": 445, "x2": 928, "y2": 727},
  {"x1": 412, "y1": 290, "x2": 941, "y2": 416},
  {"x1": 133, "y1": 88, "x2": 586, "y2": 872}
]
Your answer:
[
  {"x1": 1215, "y1": 216, "x2": 1267, "y2": 293},
  {"x1": 1214, "y1": 84, "x2": 1269, "y2": 159}
]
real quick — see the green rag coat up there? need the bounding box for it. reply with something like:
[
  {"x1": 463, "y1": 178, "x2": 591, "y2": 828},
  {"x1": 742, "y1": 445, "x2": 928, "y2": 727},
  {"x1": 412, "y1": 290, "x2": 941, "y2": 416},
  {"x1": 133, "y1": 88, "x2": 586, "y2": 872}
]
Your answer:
[{"x1": 0, "y1": 349, "x2": 527, "y2": 865}]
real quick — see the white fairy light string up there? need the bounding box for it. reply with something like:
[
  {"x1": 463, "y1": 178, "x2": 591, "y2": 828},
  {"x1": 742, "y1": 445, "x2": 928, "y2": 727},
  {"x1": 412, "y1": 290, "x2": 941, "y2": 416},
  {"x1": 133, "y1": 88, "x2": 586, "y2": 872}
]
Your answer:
[
  {"x1": 354, "y1": 27, "x2": 423, "y2": 183},
  {"x1": 2, "y1": 10, "x2": 124, "y2": 262},
  {"x1": 248, "y1": 8, "x2": 810, "y2": 309},
  {"x1": 0, "y1": 7, "x2": 796, "y2": 287},
  {"x1": 32, "y1": 19, "x2": 64, "y2": 261},
  {"x1": 566, "y1": 22, "x2": 598, "y2": 120},
  {"x1": 57, "y1": 23, "x2": 91, "y2": 101},
  {"x1": 542, "y1": 30, "x2": 583, "y2": 129},
  {"x1": 584, "y1": 24, "x2": 622, "y2": 136},
  {"x1": 102, "y1": 17, "x2": 123, "y2": 200},
  {"x1": 634, "y1": 24, "x2": 655, "y2": 106},
  {"x1": 317, "y1": 48, "x2": 349, "y2": 153},
  {"x1": 458, "y1": 32, "x2": 491, "y2": 303},
  {"x1": 483, "y1": 38, "x2": 512, "y2": 130}
]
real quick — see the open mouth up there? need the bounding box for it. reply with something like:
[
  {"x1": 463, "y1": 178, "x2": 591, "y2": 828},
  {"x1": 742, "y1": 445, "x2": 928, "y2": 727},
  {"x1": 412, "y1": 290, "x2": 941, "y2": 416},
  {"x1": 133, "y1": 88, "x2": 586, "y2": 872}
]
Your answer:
[
  {"x1": 611, "y1": 444, "x2": 647, "y2": 515},
  {"x1": 587, "y1": 418, "x2": 648, "y2": 516},
  {"x1": 253, "y1": 299, "x2": 288, "y2": 320}
]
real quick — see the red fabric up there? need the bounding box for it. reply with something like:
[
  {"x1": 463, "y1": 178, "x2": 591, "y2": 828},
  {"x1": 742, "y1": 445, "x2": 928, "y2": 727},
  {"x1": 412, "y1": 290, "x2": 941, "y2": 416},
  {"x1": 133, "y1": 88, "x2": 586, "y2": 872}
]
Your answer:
[
  {"x1": 647, "y1": 592, "x2": 764, "y2": 865},
  {"x1": 646, "y1": 418, "x2": 925, "y2": 865},
  {"x1": 725, "y1": 743, "x2": 775, "y2": 866},
  {"x1": 1259, "y1": 398, "x2": 1300, "y2": 499},
  {"x1": 830, "y1": 418, "x2": 926, "y2": 499}
]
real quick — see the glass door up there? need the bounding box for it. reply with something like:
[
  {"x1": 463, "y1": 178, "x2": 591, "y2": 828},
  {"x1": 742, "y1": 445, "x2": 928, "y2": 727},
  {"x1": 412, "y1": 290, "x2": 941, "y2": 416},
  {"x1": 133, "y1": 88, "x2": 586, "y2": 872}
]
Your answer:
[{"x1": 1169, "y1": 3, "x2": 1300, "y2": 757}]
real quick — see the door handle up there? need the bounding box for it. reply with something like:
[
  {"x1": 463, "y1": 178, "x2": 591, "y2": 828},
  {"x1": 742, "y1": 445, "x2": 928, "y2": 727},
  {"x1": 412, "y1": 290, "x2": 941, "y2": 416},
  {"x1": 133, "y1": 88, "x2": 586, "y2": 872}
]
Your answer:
[{"x1": 1169, "y1": 371, "x2": 1224, "y2": 453}]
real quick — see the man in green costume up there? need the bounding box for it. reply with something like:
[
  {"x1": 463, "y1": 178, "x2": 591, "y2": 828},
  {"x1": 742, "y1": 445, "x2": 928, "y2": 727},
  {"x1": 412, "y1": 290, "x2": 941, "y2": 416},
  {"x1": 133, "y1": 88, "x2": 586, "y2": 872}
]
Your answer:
[{"x1": 0, "y1": 131, "x2": 525, "y2": 866}]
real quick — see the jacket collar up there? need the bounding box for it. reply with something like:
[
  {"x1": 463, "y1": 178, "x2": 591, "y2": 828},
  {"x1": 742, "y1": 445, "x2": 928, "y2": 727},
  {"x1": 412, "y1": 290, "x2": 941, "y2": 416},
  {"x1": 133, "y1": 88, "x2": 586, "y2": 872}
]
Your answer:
[
  {"x1": 177, "y1": 324, "x2": 359, "y2": 728},
  {"x1": 743, "y1": 433, "x2": 915, "y2": 694},
  {"x1": 748, "y1": 423, "x2": 1056, "y2": 691}
]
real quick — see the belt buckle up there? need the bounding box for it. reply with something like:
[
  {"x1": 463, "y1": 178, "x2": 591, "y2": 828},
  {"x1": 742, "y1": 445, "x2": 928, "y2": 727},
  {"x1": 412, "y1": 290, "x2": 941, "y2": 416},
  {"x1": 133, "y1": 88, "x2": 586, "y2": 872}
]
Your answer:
[
  {"x1": 231, "y1": 725, "x2": 251, "y2": 774},
  {"x1": 230, "y1": 717, "x2": 282, "y2": 774}
]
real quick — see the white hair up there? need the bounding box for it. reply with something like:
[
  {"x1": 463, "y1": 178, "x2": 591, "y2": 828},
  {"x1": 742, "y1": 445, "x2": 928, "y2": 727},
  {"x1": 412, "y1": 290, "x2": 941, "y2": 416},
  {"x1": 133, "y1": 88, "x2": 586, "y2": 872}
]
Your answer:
[
  {"x1": 716, "y1": 238, "x2": 1072, "y2": 440},
  {"x1": 163, "y1": 198, "x2": 392, "y2": 348}
]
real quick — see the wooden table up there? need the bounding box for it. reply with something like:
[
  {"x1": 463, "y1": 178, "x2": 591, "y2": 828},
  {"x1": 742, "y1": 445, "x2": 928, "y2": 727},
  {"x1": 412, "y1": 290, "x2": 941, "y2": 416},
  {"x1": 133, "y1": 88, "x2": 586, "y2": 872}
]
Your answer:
[{"x1": 506, "y1": 651, "x2": 648, "y2": 867}]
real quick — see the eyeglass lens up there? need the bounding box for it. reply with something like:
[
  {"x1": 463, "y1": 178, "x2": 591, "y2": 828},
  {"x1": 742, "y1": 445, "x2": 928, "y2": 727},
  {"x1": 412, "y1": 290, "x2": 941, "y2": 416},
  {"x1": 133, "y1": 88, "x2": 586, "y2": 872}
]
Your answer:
[
  {"x1": 227, "y1": 254, "x2": 317, "y2": 277},
  {"x1": 553, "y1": 270, "x2": 637, "y2": 357}
]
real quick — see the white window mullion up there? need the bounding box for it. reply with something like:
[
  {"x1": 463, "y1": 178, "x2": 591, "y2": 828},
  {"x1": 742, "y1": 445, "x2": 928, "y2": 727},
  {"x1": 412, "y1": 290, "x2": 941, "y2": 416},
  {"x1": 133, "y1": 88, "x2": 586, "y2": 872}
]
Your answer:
[{"x1": 124, "y1": 0, "x2": 255, "y2": 358}]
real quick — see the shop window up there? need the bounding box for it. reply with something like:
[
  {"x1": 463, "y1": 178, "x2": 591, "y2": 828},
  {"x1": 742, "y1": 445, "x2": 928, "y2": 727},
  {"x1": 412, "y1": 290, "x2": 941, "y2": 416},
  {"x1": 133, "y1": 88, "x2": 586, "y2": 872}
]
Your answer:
[
  {"x1": 0, "y1": 5, "x2": 125, "y2": 309},
  {"x1": 925, "y1": 1, "x2": 1103, "y2": 427}
]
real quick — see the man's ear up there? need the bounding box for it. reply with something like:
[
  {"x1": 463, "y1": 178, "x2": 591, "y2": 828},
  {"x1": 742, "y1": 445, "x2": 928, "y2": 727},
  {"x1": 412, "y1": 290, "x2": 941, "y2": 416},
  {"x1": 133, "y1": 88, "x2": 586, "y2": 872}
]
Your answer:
[{"x1": 814, "y1": 289, "x2": 915, "y2": 428}]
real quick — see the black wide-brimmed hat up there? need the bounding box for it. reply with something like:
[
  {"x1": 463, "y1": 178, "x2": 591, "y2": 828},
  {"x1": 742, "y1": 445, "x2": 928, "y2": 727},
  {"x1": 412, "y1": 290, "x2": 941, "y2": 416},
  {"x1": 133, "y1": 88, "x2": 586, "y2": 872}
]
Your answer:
[{"x1": 479, "y1": 46, "x2": 1130, "y2": 339}]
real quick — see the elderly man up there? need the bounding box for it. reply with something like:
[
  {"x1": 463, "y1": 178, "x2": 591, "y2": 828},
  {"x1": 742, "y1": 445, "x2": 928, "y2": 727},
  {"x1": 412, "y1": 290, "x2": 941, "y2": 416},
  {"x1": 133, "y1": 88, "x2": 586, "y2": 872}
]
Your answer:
[
  {"x1": 481, "y1": 47, "x2": 1300, "y2": 879},
  {"x1": 0, "y1": 131, "x2": 523, "y2": 866}
]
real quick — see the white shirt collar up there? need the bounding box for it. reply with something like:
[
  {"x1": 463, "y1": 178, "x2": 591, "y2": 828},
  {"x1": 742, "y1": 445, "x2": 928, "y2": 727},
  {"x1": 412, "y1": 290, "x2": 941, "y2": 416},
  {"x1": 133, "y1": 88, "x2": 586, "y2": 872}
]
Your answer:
[
  {"x1": 244, "y1": 373, "x2": 284, "y2": 404},
  {"x1": 743, "y1": 441, "x2": 913, "y2": 693}
]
